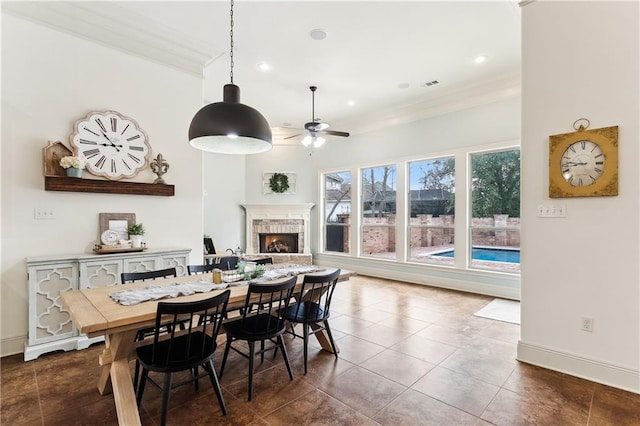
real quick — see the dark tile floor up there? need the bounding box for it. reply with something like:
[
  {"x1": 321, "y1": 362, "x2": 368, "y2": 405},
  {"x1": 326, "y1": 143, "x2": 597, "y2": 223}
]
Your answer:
[{"x1": 2, "y1": 275, "x2": 639, "y2": 425}]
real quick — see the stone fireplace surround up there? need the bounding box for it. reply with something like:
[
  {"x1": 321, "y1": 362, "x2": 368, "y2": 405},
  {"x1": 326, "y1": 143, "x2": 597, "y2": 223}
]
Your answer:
[{"x1": 242, "y1": 204, "x2": 314, "y2": 263}]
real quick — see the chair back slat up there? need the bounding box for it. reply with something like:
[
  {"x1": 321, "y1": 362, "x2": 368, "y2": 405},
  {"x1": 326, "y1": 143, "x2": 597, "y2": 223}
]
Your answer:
[
  {"x1": 121, "y1": 267, "x2": 177, "y2": 284},
  {"x1": 187, "y1": 263, "x2": 217, "y2": 275},
  {"x1": 150, "y1": 290, "x2": 230, "y2": 368}
]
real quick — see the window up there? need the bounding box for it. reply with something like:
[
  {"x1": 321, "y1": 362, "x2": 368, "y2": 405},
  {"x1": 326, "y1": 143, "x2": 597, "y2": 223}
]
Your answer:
[
  {"x1": 470, "y1": 149, "x2": 521, "y2": 273},
  {"x1": 361, "y1": 165, "x2": 396, "y2": 258},
  {"x1": 408, "y1": 157, "x2": 455, "y2": 266},
  {"x1": 323, "y1": 171, "x2": 351, "y2": 253}
]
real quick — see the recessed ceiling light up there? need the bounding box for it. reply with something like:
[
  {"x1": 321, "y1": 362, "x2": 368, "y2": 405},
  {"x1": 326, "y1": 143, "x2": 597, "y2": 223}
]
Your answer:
[
  {"x1": 310, "y1": 29, "x2": 327, "y2": 41},
  {"x1": 398, "y1": 83, "x2": 410, "y2": 89},
  {"x1": 474, "y1": 55, "x2": 488, "y2": 64},
  {"x1": 257, "y1": 62, "x2": 271, "y2": 71},
  {"x1": 347, "y1": 100, "x2": 355, "y2": 107}
]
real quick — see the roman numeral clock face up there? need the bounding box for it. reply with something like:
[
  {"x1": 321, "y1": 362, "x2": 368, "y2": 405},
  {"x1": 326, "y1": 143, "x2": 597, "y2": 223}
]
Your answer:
[{"x1": 69, "y1": 111, "x2": 151, "y2": 180}]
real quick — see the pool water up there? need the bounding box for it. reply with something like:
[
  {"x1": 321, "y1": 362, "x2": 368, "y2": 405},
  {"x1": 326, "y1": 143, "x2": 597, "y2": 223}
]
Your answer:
[{"x1": 435, "y1": 247, "x2": 520, "y2": 263}]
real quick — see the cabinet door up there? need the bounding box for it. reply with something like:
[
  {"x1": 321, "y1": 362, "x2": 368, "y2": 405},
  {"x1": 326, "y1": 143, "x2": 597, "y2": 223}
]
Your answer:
[
  {"x1": 28, "y1": 263, "x2": 78, "y2": 345},
  {"x1": 158, "y1": 252, "x2": 189, "y2": 276},
  {"x1": 79, "y1": 259, "x2": 122, "y2": 289},
  {"x1": 123, "y1": 256, "x2": 159, "y2": 273}
]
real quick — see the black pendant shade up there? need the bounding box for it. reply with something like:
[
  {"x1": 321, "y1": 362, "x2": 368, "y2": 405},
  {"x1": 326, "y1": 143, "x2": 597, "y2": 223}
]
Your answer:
[{"x1": 189, "y1": 84, "x2": 272, "y2": 154}]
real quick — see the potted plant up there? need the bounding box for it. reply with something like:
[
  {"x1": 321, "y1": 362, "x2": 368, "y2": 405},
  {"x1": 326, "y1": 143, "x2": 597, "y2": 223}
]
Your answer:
[
  {"x1": 59, "y1": 156, "x2": 86, "y2": 178},
  {"x1": 127, "y1": 223, "x2": 145, "y2": 248}
]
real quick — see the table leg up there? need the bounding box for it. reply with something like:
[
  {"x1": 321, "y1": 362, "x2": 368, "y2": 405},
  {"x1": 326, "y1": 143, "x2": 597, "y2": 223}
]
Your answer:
[
  {"x1": 96, "y1": 330, "x2": 141, "y2": 425},
  {"x1": 111, "y1": 358, "x2": 142, "y2": 426},
  {"x1": 310, "y1": 324, "x2": 340, "y2": 354}
]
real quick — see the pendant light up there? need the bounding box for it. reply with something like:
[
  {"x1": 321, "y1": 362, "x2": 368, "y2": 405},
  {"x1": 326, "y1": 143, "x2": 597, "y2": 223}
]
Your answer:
[{"x1": 188, "y1": 0, "x2": 272, "y2": 154}]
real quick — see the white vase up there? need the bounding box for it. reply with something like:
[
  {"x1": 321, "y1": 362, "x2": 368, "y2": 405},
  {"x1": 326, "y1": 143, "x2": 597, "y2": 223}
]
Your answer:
[{"x1": 131, "y1": 235, "x2": 143, "y2": 248}]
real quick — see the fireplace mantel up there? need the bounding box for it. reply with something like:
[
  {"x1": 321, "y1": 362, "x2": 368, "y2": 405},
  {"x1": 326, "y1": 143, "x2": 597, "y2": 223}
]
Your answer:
[{"x1": 242, "y1": 203, "x2": 315, "y2": 254}]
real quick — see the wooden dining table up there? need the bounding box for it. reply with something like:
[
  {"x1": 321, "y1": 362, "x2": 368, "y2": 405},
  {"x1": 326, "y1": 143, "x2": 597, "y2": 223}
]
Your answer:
[{"x1": 60, "y1": 267, "x2": 351, "y2": 426}]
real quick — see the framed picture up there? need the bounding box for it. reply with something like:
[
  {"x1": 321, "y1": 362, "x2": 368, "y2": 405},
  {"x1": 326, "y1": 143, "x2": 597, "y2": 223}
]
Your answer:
[
  {"x1": 98, "y1": 213, "x2": 136, "y2": 242},
  {"x1": 262, "y1": 172, "x2": 297, "y2": 194}
]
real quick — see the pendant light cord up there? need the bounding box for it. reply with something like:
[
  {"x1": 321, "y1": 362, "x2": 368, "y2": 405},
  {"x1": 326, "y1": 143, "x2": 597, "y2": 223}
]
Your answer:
[{"x1": 229, "y1": 0, "x2": 234, "y2": 84}]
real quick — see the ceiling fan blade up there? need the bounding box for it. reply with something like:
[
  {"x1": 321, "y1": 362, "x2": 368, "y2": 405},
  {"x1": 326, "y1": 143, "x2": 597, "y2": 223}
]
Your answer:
[
  {"x1": 320, "y1": 130, "x2": 350, "y2": 138},
  {"x1": 283, "y1": 133, "x2": 304, "y2": 140}
]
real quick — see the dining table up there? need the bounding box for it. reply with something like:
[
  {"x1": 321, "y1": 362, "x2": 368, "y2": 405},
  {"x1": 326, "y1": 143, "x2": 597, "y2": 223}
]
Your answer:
[{"x1": 60, "y1": 266, "x2": 352, "y2": 426}]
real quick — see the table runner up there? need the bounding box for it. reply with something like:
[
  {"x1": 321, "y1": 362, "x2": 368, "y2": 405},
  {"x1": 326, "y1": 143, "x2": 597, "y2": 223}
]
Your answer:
[
  {"x1": 110, "y1": 280, "x2": 229, "y2": 306},
  {"x1": 109, "y1": 265, "x2": 324, "y2": 306}
]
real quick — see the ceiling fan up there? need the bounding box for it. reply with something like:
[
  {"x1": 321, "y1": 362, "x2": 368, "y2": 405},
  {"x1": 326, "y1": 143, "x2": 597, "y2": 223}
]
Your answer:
[{"x1": 285, "y1": 86, "x2": 350, "y2": 148}]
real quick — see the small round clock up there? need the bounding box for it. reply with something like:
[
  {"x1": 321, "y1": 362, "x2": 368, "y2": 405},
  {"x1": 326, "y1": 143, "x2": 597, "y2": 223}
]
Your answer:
[
  {"x1": 560, "y1": 140, "x2": 605, "y2": 187},
  {"x1": 100, "y1": 230, "x2": 120, "y2": 246},
  {"x1": 69, "y1": 111, "x2": 151, "y2": 180}
]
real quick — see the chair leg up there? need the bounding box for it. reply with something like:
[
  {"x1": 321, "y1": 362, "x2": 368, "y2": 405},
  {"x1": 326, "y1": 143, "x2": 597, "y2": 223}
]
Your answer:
[
  {"x1": 277, "y1": 334, "x2": 294, "y2": 381},
  {"x1": 219, "y1": 337, "x2": 233, "y2": 379},
  {"x1": 136, "y1": 368, "x2": 149, "y2": 406},
  {"x1": 160, "y1": 373, "x2": 173, "y2": 426},
  {"x1": 324, "y1": 320, "x2": 339, "y2": 359},
  {"x1": 193, "y1": 366, "x2": 199, "y2": 391},
  {"x1": 260, "y1": 340, "x2": 265, "y2": 362},
  {"x1": 133, "y1": 360, "x2": 141, "y2": 392},
  {"x1": 248, "y1": 341, "x2": 256, "y2": 401},
  {"x1": 205, "y1": 360, "x2": 227, "y2": 415},
  {"x1": 303, "y1": 323, "x2": 309, "y2": 374}
]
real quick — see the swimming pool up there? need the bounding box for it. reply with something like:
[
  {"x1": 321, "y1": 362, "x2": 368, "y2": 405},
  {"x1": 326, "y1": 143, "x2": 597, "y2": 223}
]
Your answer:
[{"x1": 434, "y1": 247, "x2": 521, "y2": 263}]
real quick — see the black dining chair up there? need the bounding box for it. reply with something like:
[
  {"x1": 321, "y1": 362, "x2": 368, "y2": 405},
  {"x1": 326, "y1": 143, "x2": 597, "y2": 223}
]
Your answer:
[
  {"x1": 219, "y1": 276, "x2": 297, "y2": 401},
  {"x1": 120, "y1": 267, "x2": 178, "y2": 390},
  {"x1": 187, "y1": 263, "x2": 217, "y2": 275},
  {"x1": 281, "y1": 269, "x2": 341, "y2": 374},
  {"x1": 253, "y1": 257, "x2": 274, "y2": 265},
  {"x1": 121, "y1": 267, "x2": 177, "y2": 284},
  {"x1": 214, "y1": 256, "x2": 238, "y2": 271},
  {"x1": 135, "y1": 290, "x2": 230, "y2": 426}
]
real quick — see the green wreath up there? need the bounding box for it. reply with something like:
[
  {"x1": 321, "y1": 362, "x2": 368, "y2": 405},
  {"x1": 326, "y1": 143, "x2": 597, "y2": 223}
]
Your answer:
[{"x1": 269, "y1": 173, "x2": 290, "y2": 193}]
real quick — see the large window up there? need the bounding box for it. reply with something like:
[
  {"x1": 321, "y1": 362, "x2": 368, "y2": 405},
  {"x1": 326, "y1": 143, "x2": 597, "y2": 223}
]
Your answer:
[
  {"x1": 361, "y1": 165, "x2": 396, "y2": 258},
  {"x1": 323, "y1": 171, "x2": 351, "y2": 253},
  {"x1": 319, "y1": 144, "x2": 520, "y2": 276},
  {"x1": 408, "y1": 157, "x2": 455, "y2": 266},
  {"x1": 470, "y1": 149, "x2": 521, "y2": 273}
]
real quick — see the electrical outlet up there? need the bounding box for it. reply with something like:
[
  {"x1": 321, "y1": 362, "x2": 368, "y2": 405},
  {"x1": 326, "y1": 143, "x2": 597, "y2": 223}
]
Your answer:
[
  {"x1": 34, "y1": 208, "x2": 56, "y2": 220},
  {"x1": 581, "y1": 317, "x2": 594, "y2": 332}
]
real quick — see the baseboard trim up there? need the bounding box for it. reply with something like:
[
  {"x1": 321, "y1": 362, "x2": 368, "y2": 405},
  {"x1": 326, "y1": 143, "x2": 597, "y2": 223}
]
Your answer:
[
  {"x1": 518, "y1": 340, "x2": 640, "y2": 394},
  {"x1": 1, "y1": 334, "x2": 26, "y2": 358}
]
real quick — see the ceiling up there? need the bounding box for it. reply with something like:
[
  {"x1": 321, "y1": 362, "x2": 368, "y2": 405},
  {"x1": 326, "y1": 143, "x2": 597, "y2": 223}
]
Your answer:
[{"x1": 3, "y1": 1, "x2": 522, "y2": 145}]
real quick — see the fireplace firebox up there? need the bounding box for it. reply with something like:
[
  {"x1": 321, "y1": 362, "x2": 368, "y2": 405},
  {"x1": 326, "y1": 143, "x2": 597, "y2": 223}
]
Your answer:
[{"x1": 259, "y1": 233, "x2": 299, "y2": 253}]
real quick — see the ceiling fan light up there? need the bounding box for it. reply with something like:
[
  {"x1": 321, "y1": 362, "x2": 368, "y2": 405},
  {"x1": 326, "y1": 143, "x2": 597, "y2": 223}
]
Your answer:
[
  {"x1": 313, "y1": 136, "x2": 326, "y2": 148},
  {"x1": 301, "y1": 135, "x2": 312, "y2": 147}
]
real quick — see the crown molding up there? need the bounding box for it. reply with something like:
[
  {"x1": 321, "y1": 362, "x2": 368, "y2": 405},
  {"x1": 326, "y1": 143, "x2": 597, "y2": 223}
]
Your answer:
[
  {"x1": 3, "y1": 2, "x2": 214, "y2": 76},
  {"x1": 333, "y1": 74, "x2": 522, "y2": 137}
]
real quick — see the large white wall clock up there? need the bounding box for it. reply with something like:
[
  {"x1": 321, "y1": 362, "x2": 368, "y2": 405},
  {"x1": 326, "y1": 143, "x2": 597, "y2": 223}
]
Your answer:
[{"x1": 69, "y1": 110, "x2": 151, "y2": 180}]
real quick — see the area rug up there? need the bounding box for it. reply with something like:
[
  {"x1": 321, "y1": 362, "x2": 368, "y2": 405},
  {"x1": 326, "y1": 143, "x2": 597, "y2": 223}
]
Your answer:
[{"x1": 474, "y1": 298, "x2": 520, "y2": 324}]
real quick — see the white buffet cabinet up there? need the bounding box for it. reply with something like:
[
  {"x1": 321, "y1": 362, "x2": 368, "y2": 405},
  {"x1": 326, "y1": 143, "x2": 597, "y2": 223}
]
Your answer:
[{"x1": 25, "y1": 247, "x2": 191, "y2": 361}]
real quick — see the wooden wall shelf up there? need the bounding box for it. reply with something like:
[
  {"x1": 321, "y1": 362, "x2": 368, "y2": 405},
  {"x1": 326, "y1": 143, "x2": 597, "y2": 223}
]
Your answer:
[{"x1": 44, "y1": 176, "x2": 175, "y2": 196}]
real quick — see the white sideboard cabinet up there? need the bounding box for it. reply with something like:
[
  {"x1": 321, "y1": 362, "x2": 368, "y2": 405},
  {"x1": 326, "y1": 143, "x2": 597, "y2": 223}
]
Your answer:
[{"x1": 25, "y1": 247, "x2": 191, "y2": 361}]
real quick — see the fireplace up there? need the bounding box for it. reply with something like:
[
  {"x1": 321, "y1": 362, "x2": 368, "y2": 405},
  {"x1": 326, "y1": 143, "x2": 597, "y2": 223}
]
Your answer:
[
  {"x1": 242, "y1": 203, "x2": 314, "y2": 255},
  {"x1": 259, "y1": 233, "x2": 299, "y2": 253}
]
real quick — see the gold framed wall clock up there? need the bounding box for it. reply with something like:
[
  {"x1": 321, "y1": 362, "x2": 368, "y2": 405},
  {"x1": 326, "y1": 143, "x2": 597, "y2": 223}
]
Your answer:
[
  {"x1": 548, "y1": 123, "x2": 618, "y2": 198},
  {"x1": 69, "y1": 111, "x2": 151, "y2": 180}
]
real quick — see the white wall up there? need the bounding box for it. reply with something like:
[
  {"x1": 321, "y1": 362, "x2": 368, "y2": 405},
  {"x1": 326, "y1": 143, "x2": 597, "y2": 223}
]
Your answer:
[
  {"x1": 1, "y1": 14, "x2": 205, "y2": 356},
  {"x1": 519, "y1": 1, "x2": 639, "y2": 392}
]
